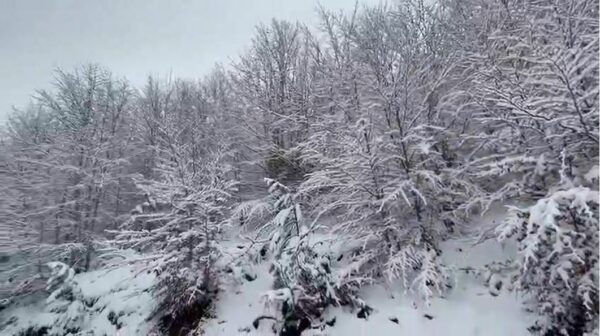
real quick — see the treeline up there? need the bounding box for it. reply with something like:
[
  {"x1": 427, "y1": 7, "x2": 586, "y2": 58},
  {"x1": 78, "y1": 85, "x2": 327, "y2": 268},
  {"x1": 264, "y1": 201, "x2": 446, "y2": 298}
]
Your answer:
[{"x1": 1, "y1": 0, "x2": 598, "y2": 334}]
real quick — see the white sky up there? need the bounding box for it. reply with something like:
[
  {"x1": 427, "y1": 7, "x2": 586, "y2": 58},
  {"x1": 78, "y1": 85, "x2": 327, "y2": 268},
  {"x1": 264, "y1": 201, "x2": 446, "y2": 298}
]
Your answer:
[{"x1": 0, "y1": 0, "x2": 382, "y2": 122}]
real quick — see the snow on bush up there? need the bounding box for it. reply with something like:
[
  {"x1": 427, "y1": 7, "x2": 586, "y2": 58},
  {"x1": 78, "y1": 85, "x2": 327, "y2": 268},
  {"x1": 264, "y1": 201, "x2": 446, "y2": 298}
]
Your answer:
[
  {"x1": 111, "y1": 132, "x2": 237, "y2": 334},
  {"x1": 233, "y1": 178, "x2": 369, "y2": 333},
  {"x1": 1, "y1": 260, "x2": 156, "y2": 336},
  {"x1": 498, "y1": 179, "x2": 599, "y2": 334}
]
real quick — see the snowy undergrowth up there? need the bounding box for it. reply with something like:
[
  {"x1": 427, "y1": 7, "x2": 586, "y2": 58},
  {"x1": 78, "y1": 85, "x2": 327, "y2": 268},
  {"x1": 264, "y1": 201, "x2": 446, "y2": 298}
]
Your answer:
[
  {"x1": 202, "y1": 210, "x2": 537, "y2": 336},
  {"x1": 324, "y1": 237, "x2": 532, "y2": 336},
  {"x1": 0, "y1": 211, "x2": 548, "y2": 336},
  {"x1": 0, "y1": 261, "x2": 156, "y2": 335}
]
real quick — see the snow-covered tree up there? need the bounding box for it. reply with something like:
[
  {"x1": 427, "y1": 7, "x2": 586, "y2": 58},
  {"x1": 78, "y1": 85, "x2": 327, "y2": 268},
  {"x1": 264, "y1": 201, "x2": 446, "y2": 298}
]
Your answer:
[
  {"x1": 0, "y1": 1, "x2": 597, "y2": 334},
  {"x1": 231, "y1": 19, "x2": 318, "y2": 184},
  {"x1": 444, "y1": 0, "x2": 598, "y2": 207},
  {"x1": 292, "y1": 1, "x2": 468, "y2": 304},
  {"x1": 113, "y1": 81, "x2": 238, "y2": 333},
  {"x1": 1, "y1": 65, "x2": 137, "y2": 303}
]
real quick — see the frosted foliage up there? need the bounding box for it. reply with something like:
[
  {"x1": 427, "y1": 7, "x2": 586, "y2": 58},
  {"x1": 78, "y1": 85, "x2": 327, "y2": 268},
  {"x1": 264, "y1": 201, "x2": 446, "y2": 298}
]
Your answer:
[
  {"x1": 499, "y1": 186, "x2": 599, "y2": 334},
  {"x1": 0, "y1": 0, "x2": 597, "y2": 334}
]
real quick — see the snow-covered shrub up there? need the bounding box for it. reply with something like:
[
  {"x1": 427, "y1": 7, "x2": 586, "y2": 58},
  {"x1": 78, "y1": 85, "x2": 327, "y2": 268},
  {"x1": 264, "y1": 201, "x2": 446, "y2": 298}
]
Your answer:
[
  {"x1": 265, "y1": 148, "x2": 308, "y2": 184},
  {"x1": 153, "y1": 249, "x2": 218, "y2": 335},
  {"x1": 498, "y1": 182, "x2": 599, "y2": 335},
  {"x1": 235, "y1": 179, "x2": 367, "y2": 332},
  {"x1": 2, "y1": 260, "x2": 158, "y2": 336},
  {"x1": 468, "y1": 154, "x2": 558, "y2": 211},
  {"x1": 44, "y1": 262, "x2": 89, "y2": 334},
  {"x1": 330, "y1": 219, "x2": 451, "y2": 305},
  {"x1": 113, "y1": 133, "x2": 236, "y2": 334},
  {"x1": 117, "y1": 203, "x2": 223, "y2": 335},
  {"x1": 264, "y1": 230, "x2": 373, "y2": 333},
  {"x1": 8, "y1": 262, "x2": 89, "y2": 335},
  {"x1": 233, "y1": 178, "x2": 301, "y2": 253},
  {"x1": 45, "y1": 262, "x2": 75, "y2": 299},
  {"x1": 2, "y1": 243, "x2": 87, "y2": 306},
  {"x1": 265, "y1": 251, "x2": 330, "y2": 333}
]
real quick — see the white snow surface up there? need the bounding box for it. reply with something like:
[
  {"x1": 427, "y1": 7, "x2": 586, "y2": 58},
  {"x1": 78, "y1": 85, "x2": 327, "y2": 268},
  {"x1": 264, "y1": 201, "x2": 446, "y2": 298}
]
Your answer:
[
  {"x1": 201, "y1": 262, "x2": 277, "y2": 335},
  {"x1": 2, "y1": 209, "x2": 537, "y2": 336},
  {"x1": 313, "y1": 238, "x2": 534, "y2": 336},
  {"x1": 1, "y1": 263, "x2": 156, "y2": 335},
  {"x1": 202, "y1": 212, "x2": 536, "y2": 336}
]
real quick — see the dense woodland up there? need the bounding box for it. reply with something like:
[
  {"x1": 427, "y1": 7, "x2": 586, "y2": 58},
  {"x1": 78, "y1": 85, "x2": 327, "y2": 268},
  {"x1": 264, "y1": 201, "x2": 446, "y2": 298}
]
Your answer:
[{"x1": 0, "y1": 0, "x2": 598, "y2": 335}]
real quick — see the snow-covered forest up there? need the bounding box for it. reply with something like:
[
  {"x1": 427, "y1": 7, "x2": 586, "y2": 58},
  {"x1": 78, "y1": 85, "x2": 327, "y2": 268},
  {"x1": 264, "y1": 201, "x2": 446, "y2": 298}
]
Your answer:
[{"x1": 0, "y1": 0, "x2": 598, "y2": 335}]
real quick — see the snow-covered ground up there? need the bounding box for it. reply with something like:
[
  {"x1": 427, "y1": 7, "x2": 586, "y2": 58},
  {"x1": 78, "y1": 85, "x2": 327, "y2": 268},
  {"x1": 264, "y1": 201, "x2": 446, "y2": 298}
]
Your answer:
[
  {"x1": 1, "y1": 263, "x2": 156, "y2": 335},
  {"x1": 201, "y1": 262, "x2": 277, "y2": 335},
  {"x1": 201, "y1": 207, "x2": 536, "y2": 336},
  {"x1": 1, "y1": 210, "x2": 537, "y2": 336},
  {"x1": 316, "y1": 238, "x2": 534, "y2": 336},
  {"x1": 201, "y1": 236, "x2": 535, "y2": 336}
]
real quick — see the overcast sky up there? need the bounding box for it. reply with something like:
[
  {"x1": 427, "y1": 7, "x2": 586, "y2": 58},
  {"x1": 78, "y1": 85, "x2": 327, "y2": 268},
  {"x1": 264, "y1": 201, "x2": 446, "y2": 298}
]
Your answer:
[{"x1": 0, "y1": 0, "x2": 382, "y2": 122}]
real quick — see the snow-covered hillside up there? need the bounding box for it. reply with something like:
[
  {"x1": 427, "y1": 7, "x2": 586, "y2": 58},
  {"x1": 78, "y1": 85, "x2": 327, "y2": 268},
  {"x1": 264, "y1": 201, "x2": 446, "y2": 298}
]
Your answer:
[
  {"x1": 202, "y1": 236, "x2": 535, "y2": 336},
  {"x1": 1, "y1": 233, "x2": 535, "y2": 336},
  {"x1": 1, "y1": 0, "x2": 597, "y2": 335},
  {"x1": 2, "y1": 197, "x2": 597, "y2": 336}
]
